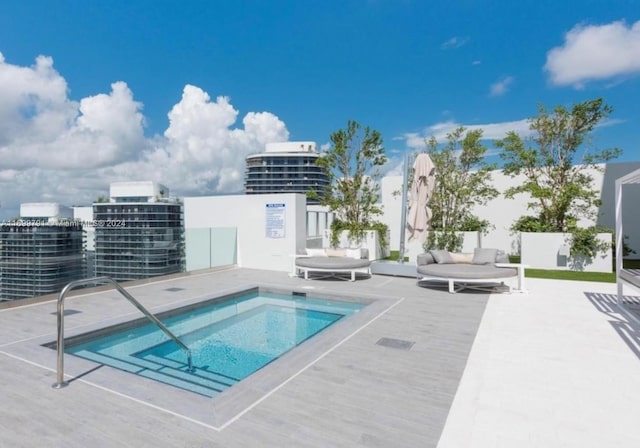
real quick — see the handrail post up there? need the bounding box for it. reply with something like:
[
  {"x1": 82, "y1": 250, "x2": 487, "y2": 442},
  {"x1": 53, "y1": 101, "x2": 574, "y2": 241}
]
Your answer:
[
  {"x1": 53, "y1": 283, "x2": 69, "y2": 388},
  {"x1": 52, "y1": 276, "x2": 194, "y2": 390}
]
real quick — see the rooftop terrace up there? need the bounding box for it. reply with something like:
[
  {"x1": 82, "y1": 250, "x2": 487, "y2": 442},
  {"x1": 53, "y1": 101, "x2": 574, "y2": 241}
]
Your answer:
[{"x1": 1, "y1": 268, "x2": 639, "y2": 447}]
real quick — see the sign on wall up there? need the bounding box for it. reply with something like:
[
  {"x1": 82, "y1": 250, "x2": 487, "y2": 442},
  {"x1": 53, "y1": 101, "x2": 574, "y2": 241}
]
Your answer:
[{"x1": 265, "y1": 203, "x2": 286, "y2": 238}]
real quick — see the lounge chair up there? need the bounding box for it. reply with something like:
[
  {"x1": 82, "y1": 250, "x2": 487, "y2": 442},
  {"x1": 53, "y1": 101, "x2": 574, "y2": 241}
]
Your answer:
[
  {"x1": 294, "y1": 248, "x2": 371, "y2": 281},
  {"x1": 416, "y1": 248, "x2": 526, "y2": 293}
]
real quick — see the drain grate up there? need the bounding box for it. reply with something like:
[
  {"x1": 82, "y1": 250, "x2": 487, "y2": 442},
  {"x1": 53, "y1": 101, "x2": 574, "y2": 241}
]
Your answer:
[
  {"x1": 164, "y1": 287, "x2": 184, "y2": 292},
  {"x1": 376, "y1": 337, "x2": 415, "y2": 350}
]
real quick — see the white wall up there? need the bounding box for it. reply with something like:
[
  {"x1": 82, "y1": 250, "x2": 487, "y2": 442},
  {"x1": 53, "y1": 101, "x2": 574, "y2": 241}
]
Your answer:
[
  {"x1": 380, "y1": 161, "x2": 640, "y2": 257},
  {"x1": 184, "y1": 193, "x2": 307, "y2": 272},
  {"x1": 521, "y1": 232, "x2": 613, "y2": 272}
]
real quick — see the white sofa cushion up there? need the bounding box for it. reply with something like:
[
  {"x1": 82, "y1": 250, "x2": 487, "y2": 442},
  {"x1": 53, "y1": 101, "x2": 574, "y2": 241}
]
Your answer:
[{"x1": 306, "y1": 248, "x2": 328, "y2": 257}]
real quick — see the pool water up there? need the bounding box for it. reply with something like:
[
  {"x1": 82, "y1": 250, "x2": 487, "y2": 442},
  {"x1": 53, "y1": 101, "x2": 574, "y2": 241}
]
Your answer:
[{"x1": 66, "y1": 291, "x2": 363, "y2": 397}]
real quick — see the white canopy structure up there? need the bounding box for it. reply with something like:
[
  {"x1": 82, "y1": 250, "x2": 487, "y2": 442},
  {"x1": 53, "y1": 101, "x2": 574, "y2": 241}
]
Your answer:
[{"x1": 615, "y1": 167, "x2": 640, "y2": 324}]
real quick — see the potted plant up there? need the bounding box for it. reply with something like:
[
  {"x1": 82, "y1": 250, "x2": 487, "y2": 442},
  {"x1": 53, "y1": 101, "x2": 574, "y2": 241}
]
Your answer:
[
  {"x1": 421, "y1": 127, "x2": 498, "y2": 253},
  {"x1": 495, "y1": 98, "x2": 621, "y2": 271},
  {"x1": 312, "y1": 120, "x2": 389, "y2": 259}
]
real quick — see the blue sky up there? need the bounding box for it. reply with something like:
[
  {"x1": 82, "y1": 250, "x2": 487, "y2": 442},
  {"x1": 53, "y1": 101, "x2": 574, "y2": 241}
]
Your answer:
[{"x1": 0, "y1": 0, "x2": 639, "y2": 217}]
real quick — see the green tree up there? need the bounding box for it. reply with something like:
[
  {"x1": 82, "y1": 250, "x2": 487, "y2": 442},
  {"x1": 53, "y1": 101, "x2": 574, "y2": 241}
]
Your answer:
[
  {"x1": 315, "y1": 120, "x2": 387, "y2": 245},
  {"x1": 425, "y1": 127, "x2": 498, "y2": 251},
  {"x1": 495, "y1": 98, "x2": 621, "y2": 233}
]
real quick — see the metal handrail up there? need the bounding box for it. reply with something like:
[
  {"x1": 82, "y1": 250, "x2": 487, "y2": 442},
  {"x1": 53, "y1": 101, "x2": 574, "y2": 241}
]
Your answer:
[{"x1": 53, "y1": 276, "x2": 194, "y2": 389}]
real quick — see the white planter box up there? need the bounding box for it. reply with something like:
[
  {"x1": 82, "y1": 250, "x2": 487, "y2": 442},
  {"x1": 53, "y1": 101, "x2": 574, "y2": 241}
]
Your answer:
[
  {"x1": 323, "y1": 229, "x2": 390, "y2": 261},
  {"x1": 520, "y1": 232, "x2": 612, "y2": 272}
]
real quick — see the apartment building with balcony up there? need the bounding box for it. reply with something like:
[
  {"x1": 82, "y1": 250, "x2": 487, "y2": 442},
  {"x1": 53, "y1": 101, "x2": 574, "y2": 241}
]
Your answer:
[
  {"x1": 93, "y1": 181, "x2": 184, "y2": 282},
  {"x1": 0, "y1": 203, "x2": 84, "y2": 301},
  {"x1": 244, "y1": 142, "x2": 329, "y2": 204}
]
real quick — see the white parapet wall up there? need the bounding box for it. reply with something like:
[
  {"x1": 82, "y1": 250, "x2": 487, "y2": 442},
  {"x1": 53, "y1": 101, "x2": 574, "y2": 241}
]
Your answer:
[
  {"x1": 184, "y1": 193, "x2": 307, "y2": 273},
  {"x1": 520, "y1": 232, "x2": 613, "y2": 272},
  {"x1": 380, "y1": 161, "x2": 640, "y2": 258}
]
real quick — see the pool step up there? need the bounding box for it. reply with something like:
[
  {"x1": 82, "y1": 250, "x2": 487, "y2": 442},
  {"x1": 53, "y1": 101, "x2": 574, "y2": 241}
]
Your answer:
[
  {"x1": 141, "y1": 353, "x2": 239, "y2": 388},
  {"x1": 70, "y1": 349, "x2": 237, "y2": 397}
]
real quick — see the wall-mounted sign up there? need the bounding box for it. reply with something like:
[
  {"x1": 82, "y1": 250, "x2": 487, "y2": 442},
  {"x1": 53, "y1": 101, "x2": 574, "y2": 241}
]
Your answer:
[{"x1": 265, "y1": 203, "x2": 286, "y2": 238}]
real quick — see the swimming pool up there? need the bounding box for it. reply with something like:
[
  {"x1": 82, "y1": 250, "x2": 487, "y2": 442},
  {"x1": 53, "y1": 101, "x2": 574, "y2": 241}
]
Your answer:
[{"x1": 64, "y1": 289, "x2": 364, "y2": 397}]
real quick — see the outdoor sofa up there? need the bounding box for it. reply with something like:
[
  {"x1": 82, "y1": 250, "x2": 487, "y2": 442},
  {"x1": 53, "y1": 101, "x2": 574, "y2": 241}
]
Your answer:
[
  {"x1": 294, "y1": 248, "x2": 371, "y2": 281},
  {"x1": 416, "y1": 248, "x2": 526, "y2": 293}
]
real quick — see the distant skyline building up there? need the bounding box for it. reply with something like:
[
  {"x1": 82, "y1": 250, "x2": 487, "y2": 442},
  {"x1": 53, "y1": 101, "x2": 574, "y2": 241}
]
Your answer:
[
  {"x1": 93, "y1": 181, "x2": 184, "y2": 282},
  {"x1": 73, "y1": 206, "x2": 96, "y2": 277},
  {"x1": 244, "y1": 141, "x2": 329, "y2": 204},
  {"x1": 0, "y1": 203, "x2": 84, "y2": 301}
]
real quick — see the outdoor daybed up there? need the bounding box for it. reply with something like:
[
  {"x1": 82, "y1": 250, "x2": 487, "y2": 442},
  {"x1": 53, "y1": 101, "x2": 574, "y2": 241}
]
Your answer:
[
  {"x1": 416, "y1": 248, "x2": 527, "y2": 293},
  {"x1": 294, "y1": 248, "x2": 371, "y2": 281}
]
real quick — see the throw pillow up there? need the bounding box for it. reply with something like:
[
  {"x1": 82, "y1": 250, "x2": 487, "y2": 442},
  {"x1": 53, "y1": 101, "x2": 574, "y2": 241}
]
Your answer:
[
  {"x1": 325, "y1": 248, "x2": 347, "y2": 257},
  {"x1": 450, "y1": 252, "x2": 473, "y2": 264},
  {"x1": 472, "y1": 248, "x2": 498, "y2": 265},
  {"x1": 429, "y1": 249, "x2": 455, "y2": 264},
  {"x1": 417, "y1": 252, "x2": 435, "y2": 265}
]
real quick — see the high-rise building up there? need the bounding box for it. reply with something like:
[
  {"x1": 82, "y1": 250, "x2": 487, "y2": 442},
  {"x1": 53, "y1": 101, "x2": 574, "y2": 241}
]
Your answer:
[
  {"x1": 73, "y1": 206, "x2": 96, "y2": 277},
  {"x1": 0, "y1": 203, "x2": 84, "y2": 301},
  {"x1": 244, "y1": 142, "x2": 329, "y2": 204},
  {"x1": 93, "y1": 181, "x2": 184, "y2": 282}
]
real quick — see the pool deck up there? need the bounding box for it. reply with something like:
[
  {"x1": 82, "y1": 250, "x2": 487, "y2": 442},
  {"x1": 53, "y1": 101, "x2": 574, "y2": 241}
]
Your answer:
[{"x1": 1, "y1": 267, "x2": 640, "y2": 447}]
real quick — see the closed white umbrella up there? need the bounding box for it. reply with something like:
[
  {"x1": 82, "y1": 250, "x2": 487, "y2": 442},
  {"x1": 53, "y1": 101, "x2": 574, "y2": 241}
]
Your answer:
[{"x1": 407, "y1": 153, "x2": 435, "y2": 242}]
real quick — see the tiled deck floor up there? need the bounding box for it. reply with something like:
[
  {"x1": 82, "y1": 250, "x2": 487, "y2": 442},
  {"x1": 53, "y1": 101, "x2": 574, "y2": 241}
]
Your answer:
[
  {"x1": 0, "y1": 267, "x2": 487, "y2": 447},
  {"x1": 439, "y1": 278, "x2": 640, "y2": 448},
  {"x1": 1, "y1": 269, "x2": 639, "y2": 447}
]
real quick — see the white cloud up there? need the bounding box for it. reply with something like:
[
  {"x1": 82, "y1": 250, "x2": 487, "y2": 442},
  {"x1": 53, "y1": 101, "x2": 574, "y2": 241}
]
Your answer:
[
  {"x1": 0, "y1": 53, "x2": 146, "y2": 170},
  {"x1": 0, "y1": 54, "x2": 76, "y2": 147},
  {"x1": 441, "y1": 36, "x2": 469, "y2": 50},
  {"x1": 489, "y1": 76, "x2": 514, "y2": 97},
  {"x1": 403, "y1": 119, "x2": 532, "y2": 149},
  {"x1": 154, "y1": 85, "x2": 289, "y2": 193},
  {"x1": 0, "y1": 55, "x2": 289, "y2": 218},
  {"x1": 545, "y1": 20, "x2": 640, "y2": 87}
]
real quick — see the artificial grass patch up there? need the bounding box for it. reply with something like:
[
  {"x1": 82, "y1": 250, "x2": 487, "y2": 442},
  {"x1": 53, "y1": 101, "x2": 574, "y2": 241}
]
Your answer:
[
  {"x1": 517, "y1": 257, "x2": 639, "y2": 283},
  {"x1": 524, "y1": 268, "x2": 616, "y2": 283},
  {"x1": 386, "y1": 250, "x2": 409, "y2": 262}
]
